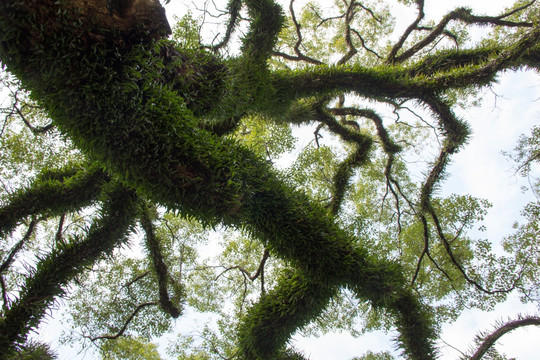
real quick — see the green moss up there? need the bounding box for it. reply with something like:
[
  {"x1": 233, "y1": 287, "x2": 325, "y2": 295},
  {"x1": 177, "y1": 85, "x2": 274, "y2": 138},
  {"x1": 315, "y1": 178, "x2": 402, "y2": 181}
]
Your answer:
[
  {"x1": 0, "y1": 183, "x2": 138, "y2": 354},
  {"x1": 140, "y1": 203, "x2": 183, "y2": 318},
  {"x1": 0, "y1": 164, "x2": 110, "y2": 238},
  {"x1": 238, "y1": 271, "x2": 337, "y2": 360}
]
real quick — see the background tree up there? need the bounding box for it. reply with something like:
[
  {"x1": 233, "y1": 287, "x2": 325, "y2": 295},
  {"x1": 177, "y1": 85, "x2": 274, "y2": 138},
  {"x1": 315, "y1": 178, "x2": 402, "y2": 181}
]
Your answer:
[{"x1": 0, "y1": 0, "x2": 539, "y2": 359}]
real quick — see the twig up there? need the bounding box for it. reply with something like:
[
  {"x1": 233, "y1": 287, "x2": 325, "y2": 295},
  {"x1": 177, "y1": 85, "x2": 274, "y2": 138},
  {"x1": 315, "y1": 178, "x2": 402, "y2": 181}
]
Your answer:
[
  {"x1": 274, "y1": 0, "x2": 323, "y2": 65},
  {"x1": 391, "y1": 4, "x2": 534, "y2": 63},
  {"x1": 122, "y1": 271, "x2": 150, "y2": 289},
  {"x1": 0, "y1": 219, "x2": 38, "y2": 274},
  {"x1": 88, "y1": 302, "x2": 158, "y2": 341},
  {"x1": 430, "y1": 209, "x2": 517, "y2": 295}
]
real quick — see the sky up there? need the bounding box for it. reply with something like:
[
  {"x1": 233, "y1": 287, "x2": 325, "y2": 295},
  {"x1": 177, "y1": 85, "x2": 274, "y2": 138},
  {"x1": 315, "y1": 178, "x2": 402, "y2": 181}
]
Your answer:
[{"x1": 24, "y1": 0, "x2": 540, "y2": 359}]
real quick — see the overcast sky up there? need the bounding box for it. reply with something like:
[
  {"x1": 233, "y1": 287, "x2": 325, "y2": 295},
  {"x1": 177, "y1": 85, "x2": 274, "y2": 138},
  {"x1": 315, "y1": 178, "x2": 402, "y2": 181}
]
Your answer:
[{"x1": 29, "y1": 1, "x2": 540, "y2": 359}]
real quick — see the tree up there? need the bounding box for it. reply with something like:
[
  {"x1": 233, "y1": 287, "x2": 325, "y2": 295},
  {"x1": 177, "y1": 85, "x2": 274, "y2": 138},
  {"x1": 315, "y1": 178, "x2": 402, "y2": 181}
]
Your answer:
[
  {"x1": 99, "y1": 336, "x2": 163, "y2": 360},
  {"x1": 0, "y1": 0, "x2": 539, "y2": 359}
]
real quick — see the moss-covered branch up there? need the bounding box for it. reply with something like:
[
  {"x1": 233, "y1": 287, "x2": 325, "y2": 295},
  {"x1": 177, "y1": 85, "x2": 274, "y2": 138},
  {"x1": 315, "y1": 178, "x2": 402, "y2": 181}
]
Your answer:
[
  {"x1": 209, "y1": 0, "x2": 243, "y2": 52},
  {"x1": 466, "y1": 315, "x2": 540, "y2": 360},
  {"x1": 419, "y1": 96, "x2": 469, "y2": 210},
  {"x1": 0, "y1": 164, "x2": 110, "y2": 238},
  {"x1": 328, "y1": 147, "x2": 367, "y2": 215},
  {"x1": 309, "y1": 106, "x2": 373, "y2": 214},
  {"x1": 386, "y1": 0, "x2": 425, "y2": 63},
  {"x1": 271, "y1": 30, "x2": 540, "y2": 106},
  {"x1": 241, "y1": 0, "x2": 284, "y2": 62},
  {"x1": 238, "y1": 271, "x2": 338, "y2": 360},
  {"x1": 139, "y1": 204, "x2": 182, "y2": 318},
  {"x1": 390, "y1": 5, "x2": 534, "y2": 63},
  {"x1": 0, "y1": 184, "x2": 137, "y2": 355}
]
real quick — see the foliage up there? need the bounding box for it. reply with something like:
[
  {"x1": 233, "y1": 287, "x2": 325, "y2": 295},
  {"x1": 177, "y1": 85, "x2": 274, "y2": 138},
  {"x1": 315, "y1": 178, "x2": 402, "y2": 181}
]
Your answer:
[
  {"x1": 99, "y1": 336, "x2": 163, "y2": 360},
  {"x1": 6, "y1": 340, "x2": 57, "y2": 360},
  {"x1": 501, "y1": 125, "x2": 540, "y2": 307},
  {"x1": 0, "y1": 74, "x2": 82, "y2": 192},
  {"x1": 352, "y1": 351, "x2": 394, "y2": 360}
]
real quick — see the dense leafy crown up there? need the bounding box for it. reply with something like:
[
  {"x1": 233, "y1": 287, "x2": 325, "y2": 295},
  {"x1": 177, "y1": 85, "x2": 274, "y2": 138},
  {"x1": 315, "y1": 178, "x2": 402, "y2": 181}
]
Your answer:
[{"x1": 0, "y1": 0, "x2": 539, "y2": 359}]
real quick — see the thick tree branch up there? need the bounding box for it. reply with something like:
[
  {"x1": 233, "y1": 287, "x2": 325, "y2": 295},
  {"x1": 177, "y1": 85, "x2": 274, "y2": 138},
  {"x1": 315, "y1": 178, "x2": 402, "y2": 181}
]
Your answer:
[
  {"x1": 273, "y1": 28, "x2": 540, "y2": 107},
  {"x1": 467, "y1": 315, "x2": 540, "y2": 360},
  {"x1": 241, "y1": 0, "x2": 285, "y2": 62},
  {"x1": 390, "y1": 2, "x2": 535, "y2": 63},
  {"x1": 238, "y1": 271, "x2": 338, "y2": 359},
  {"x1": 0, "y1": 3, "x2": 534, "y2": 360},
  {"x1": 0, "y1": 219, "x2": 37, "y2": 275},
  {"x1": 328, "y1": 146, "x2": 366, "y2": 215},
  {"x1": 0, "y1": 165, "x2": 110, "y2": 238},
  {"x1": 139, "y1": 204, "x2": 182, "y2": 318},
  {"x1": 209, "y1": 0, "x2": 242, "y2": 52},
  {"x1": 0, "y1": 185, "x2": 138, "y2": 353},
  {"x1": 419, "y1": 95, "x2": 469, "y2": 208}
]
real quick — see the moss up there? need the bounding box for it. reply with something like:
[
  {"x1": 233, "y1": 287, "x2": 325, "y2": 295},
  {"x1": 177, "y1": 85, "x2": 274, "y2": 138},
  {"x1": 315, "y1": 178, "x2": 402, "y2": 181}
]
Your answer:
[
  {"x1": 140, "y1": 203, "x2": 183, "y2": 318},
  {"x1": 0, "y1": 184, "x2": 138, "y2": 354},
  {"x1": 238, "y1": 271, "x2": 337, "y2": 360},
  {"x1": 0, "y1": 164, "x2": 110, "y2": 238}
]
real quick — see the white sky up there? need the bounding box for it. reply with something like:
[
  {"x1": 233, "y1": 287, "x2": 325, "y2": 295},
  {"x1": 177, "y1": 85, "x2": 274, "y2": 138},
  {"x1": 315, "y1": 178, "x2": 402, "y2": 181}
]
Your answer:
[{"x1": 28, "y1": 0, "x2": 540, "y2": 359}]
